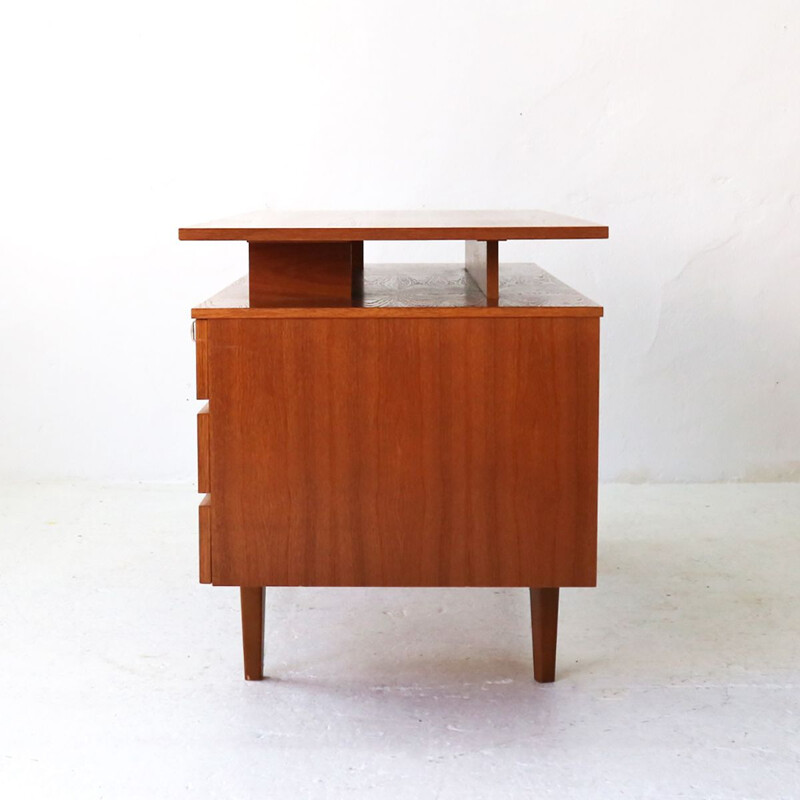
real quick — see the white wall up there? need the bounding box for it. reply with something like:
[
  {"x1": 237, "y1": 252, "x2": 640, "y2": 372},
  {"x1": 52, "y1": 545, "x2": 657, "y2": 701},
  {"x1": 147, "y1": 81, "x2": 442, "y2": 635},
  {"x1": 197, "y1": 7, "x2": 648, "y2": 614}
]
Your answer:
[{"x1": 1, "y1": 0, "x2": 798, "y2": 482}]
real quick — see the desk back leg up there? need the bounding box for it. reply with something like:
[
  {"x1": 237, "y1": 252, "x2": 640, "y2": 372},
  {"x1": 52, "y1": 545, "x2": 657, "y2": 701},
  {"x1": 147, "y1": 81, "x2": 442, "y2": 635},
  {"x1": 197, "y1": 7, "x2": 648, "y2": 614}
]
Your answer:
[
  {"x1": 530, "y1": 587, "x2": 559, "y2": 683},
  {"x1": 240, "y1": 587, "x2": 266, "y2": 680}
]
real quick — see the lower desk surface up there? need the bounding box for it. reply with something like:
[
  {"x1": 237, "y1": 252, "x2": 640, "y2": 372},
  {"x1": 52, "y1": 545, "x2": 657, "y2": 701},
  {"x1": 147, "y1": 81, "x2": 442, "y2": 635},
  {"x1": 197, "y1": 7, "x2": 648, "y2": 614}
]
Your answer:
[{"x1": 192, "y1": 263, "x2": 602, "y2": 317}]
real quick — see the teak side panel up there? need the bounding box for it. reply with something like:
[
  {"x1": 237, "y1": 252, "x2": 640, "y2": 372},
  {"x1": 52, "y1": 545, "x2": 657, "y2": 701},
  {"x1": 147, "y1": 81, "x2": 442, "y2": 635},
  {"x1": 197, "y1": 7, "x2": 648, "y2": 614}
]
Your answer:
[{"x1": 206, "y1": 317, "x2": 599, "y2": 588}]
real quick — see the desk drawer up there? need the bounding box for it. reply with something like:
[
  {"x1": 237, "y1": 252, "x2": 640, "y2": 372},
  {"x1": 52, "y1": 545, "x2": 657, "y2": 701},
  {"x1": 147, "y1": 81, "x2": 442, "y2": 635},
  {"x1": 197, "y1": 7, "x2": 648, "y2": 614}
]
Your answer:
[
  {"x1": 197, "y1": 403, "x2": 210, "y2": 494},
  {"x1": 199, "y1": 494, "x2": 211, "y2": 584},
  {"x1": 195, "y1": 319, "x2": 209, "y2": 400}
]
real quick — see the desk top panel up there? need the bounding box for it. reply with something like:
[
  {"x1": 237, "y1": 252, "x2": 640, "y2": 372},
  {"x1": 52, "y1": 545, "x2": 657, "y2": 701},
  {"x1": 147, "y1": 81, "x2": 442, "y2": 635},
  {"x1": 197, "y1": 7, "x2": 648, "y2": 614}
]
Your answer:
[
  {"x1": 192, "y1": 264, "x2": 603, "y2": 319},
  {"x1": 179, "y1": 209, "x2": 608, "y2": 242}
]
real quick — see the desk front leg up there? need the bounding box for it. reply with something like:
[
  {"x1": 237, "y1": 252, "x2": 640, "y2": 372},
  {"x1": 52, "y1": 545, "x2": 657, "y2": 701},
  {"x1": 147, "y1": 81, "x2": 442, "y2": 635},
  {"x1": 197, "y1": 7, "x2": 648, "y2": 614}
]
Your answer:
[
  {"x1": 240, "y1": 587, "x2": 266, "y2": 680},
  {"x1": 530, "y1": 587, "x2": 559, "y2": 683}
]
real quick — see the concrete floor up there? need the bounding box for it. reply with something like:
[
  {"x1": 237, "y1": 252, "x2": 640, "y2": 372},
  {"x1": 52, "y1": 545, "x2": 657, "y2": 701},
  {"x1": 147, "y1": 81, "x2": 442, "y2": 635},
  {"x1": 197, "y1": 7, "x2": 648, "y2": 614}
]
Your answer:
[{"x1": 1, "y1": 482, "x2": 798, "y2": 798}]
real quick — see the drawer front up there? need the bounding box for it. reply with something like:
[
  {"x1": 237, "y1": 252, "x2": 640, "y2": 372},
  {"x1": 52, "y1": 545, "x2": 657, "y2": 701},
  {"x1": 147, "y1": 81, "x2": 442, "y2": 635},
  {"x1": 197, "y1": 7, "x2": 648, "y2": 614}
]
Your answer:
[
  {"x1": 197, "y1": 403, "x2": 210, "y2": 494},
  {"x1": 196, "y1": 320, "x2": 211, "y2": 584},
  {"x1": 195, "y1": 319, "x2": 209, "y2": 400},
  {"x1": 198, "y1": 494, "x2": 211, "y2": 584}
]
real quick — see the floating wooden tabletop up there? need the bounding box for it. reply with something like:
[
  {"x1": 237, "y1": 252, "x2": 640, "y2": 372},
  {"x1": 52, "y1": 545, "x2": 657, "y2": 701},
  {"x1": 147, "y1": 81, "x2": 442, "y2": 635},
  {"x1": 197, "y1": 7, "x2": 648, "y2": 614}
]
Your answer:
[{"x1": 179, "y1": 209, "x2": 608, "y2": 242}]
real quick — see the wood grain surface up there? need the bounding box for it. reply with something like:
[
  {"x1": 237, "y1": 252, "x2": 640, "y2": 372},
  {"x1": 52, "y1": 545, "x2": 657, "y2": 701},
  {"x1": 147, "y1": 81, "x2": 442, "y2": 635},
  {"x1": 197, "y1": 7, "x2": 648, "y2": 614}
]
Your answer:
[
  {"x1": 204, "y1": 316, "x2": 599, "y2": 588},
  {"x1": 179, "y1": 209, "x2": 608, "y2": 242}
]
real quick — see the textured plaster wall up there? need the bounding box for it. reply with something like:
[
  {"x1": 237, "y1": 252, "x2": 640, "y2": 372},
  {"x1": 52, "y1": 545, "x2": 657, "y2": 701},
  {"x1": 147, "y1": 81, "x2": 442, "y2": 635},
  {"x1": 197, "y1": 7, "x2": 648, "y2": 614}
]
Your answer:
[{"x1": 0, "y1": 1, "x2": 798, "y2": 481}]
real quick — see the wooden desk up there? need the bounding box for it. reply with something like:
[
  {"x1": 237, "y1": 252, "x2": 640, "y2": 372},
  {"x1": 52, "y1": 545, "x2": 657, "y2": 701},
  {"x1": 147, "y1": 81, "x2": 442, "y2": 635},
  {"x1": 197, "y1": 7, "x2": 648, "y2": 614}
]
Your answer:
[{"x1": 180, "y1": 210, "x2": 606, "y2": 682}]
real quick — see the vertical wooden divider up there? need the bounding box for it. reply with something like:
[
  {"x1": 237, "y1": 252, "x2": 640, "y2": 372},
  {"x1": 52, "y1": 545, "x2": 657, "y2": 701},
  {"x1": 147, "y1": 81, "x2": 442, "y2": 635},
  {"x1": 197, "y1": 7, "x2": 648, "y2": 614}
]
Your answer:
[
  {"x1": 351, "y1": 241, "x2": 364, "y2": 299},
  {"x1": 465, "y1": 240, "x2": 499, "y2": 303}
]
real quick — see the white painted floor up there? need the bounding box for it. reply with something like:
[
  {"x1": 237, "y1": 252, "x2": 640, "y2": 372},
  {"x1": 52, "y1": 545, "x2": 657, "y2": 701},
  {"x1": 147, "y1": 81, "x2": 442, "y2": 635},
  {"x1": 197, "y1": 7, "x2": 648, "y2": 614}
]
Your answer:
[{"x1": 1, "y1": 483, "x2": 798, "y2": 798}]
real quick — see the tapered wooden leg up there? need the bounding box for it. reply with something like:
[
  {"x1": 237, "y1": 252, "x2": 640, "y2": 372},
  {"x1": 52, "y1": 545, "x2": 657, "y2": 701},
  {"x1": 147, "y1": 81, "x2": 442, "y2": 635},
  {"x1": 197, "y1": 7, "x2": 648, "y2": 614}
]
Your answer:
[
  {"x1": 240, "y1": 587, "x2": 265, "y2": 680},
  {"x1": 530, "y1": 587, "x2": 559, "y2": 683}
]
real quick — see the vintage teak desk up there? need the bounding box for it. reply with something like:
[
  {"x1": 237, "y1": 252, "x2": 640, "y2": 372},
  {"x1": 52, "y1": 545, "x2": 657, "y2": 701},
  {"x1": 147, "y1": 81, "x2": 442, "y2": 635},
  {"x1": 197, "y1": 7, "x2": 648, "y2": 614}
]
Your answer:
[{"x1": 180, "y1": 210, "x2": 607, "y2": 682}]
